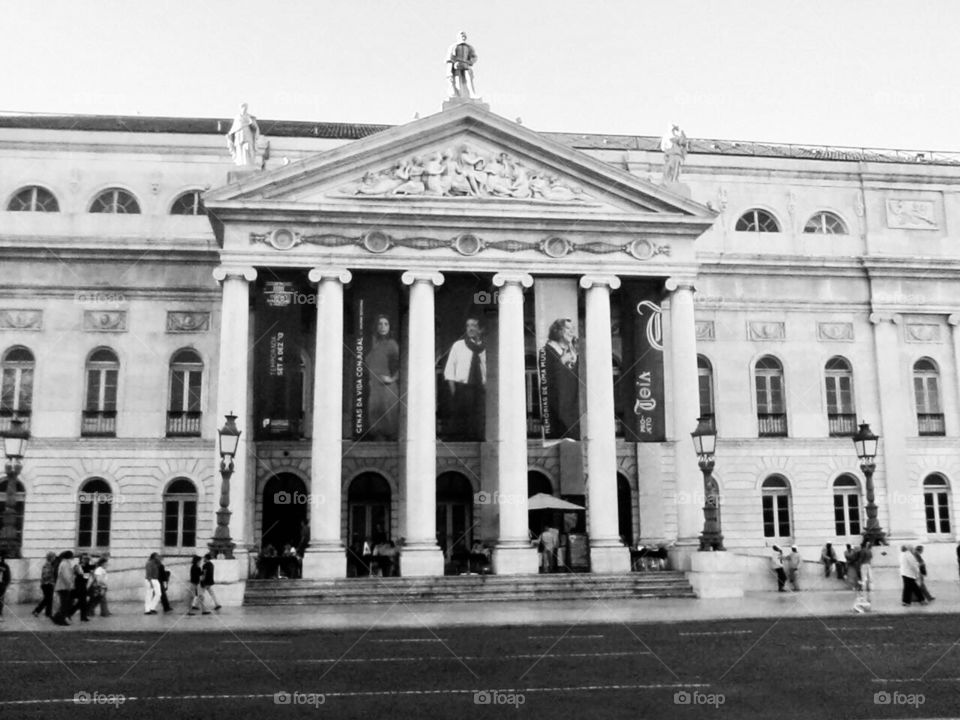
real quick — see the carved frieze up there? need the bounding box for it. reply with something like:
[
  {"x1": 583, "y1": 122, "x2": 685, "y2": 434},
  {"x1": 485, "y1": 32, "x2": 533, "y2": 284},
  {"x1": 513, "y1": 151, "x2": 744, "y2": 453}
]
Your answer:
[
  {"x1": 747, "y1": 321, "x2": 785, "y2": 341},
  {"x1": 166, "y1": 311, "x2": 210, "y2": 333},
  {"x1": 0, "y1": 309, "x2": 42, "y2": 331},
  {"x1": 695, "y1": 321, "x2": 715, "y2": 341},
  {"x1": 817, "y1": 322, "x2": 854, "y2": 342},
  {"x1": 905, "y1": 323, "x2": 941, "y2": 343},
  {"x1": 338, "y1": 145, "x2": 592, "y2": 202},
  {"x1": 83, "y1": 310, "x2": 127, "y2": 333},
  {"x1": 885, "y1": 199, "x2": 937, "y2": 229}
]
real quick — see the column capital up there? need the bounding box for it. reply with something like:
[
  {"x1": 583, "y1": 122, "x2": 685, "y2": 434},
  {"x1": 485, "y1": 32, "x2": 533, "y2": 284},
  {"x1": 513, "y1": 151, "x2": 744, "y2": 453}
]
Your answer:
[
  {"x1": 213, "y1": 266, "x2": 257, "y2": 283},
  {"x1": 869, "y1": 312, "x2": 901, "y2": 326},
  {"x1": 401, "y1": 270, "x2": 444, "y2": 287},
  {"x1": 665, "y1": 277, "x2": 697, "y2": 293},
  {"x1": 579, "y1": 274, "x2": 621, "y2": 291},
  {"x1": 948, "y1": 313, "x2": 960, "y2": 327},
  {"x1": 308, "y1": 267, "x2": 352, "y2": 284},
  {"x1": 492, "y1": 272, "x2": 533, "y2": 289}
]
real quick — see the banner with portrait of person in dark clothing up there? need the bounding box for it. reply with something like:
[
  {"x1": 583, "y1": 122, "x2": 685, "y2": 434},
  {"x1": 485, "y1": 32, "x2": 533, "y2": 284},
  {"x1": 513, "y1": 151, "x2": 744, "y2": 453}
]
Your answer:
[
  {"x1": 348, "y1": 273, "x2": 402, "y2": 441},
  {"x1": 436, "y1": 277, "x2": 492, "y2": 441},
  {"x1": 534, "y1": 278, "x2": 582, "y2": 442},
  {"x1": 617, "y1": 280, "x2": 666, "y2": 442},
  {"x1": 254, "y1": 279, "x2": 304, "y2": 439}
]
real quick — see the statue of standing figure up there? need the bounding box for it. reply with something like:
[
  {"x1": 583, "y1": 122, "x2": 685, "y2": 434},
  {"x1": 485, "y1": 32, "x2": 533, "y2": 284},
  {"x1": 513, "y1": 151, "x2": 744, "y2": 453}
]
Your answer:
[
  {"x1": 660, "y1": 124, "x2": 690, "y2": 183},
  {"x1": 446, "y1": 31, "x2": 477, "y2": 99},
  {"x1": 226, "y1": 103, "x2": 261, "y2": 167}
]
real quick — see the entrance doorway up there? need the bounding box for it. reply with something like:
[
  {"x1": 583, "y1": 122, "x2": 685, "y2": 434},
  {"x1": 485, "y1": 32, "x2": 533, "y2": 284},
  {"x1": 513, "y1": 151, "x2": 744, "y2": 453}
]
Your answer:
[
  {"x1": 436, "y1": 472, "x2": 474, "y2": 572},
  {"x1": 617, "y1": 474, "x2": 635, "y2": 546},
  {"x1": 347, "y1": 472, "x2": 391, "y2": 576},
  {"x1": 261, "y1": 473, "x2": 308, "y2": 557}
]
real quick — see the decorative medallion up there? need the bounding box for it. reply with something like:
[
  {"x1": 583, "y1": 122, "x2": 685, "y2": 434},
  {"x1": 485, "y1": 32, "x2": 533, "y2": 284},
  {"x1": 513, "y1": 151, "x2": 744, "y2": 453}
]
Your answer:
[
  {"x1": 539, "y1": 236, "x2": 573, "y2": 258},
  {"x1": 627, "y1": 238, "x2": 671, "y2": 261},
  {"x1": 452, "y1": 233, "x2": 484, "y2": 256},
  {"x1": 83, "y1": 310, "x2": 127, "y2": 333},
  {"x1": 269, "y1": 228, "x2": 301, "y2": 251},
  {"x1": 166, "y1": 311, "x2": 211, "y2": 333},
  {"x1": 817, "y1": 322, "x2": 854, "y2": 342},
  {"x1": 361, "y1": 230, "x2": 393, "y2": 254},
  {"x1": 0, "y1": 309, "x2": 42, "y2": 331}
]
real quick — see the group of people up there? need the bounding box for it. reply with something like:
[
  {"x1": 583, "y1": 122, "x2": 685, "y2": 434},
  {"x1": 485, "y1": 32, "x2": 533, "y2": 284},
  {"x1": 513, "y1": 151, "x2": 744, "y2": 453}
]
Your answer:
[
  {"x1": 21, "y1": 551, "x2": 112, "y2": 625},
  {"x1": 256, "y1": 543, "x2": 302, "y2": 580},
  {"x1": 770, "y1": 545, "x2": 803, "y2": 591},
  {"x1": 144, "y1": 552, "x2": 220, "y2": 616},
  {"x1": 899, "y1": 544, "x2": 934, "y2": 607}
]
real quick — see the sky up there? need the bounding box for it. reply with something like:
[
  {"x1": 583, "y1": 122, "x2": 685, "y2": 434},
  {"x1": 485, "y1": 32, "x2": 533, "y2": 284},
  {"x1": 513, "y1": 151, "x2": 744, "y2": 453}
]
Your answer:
[{"x1": 3, "y1": 0, "x2": 959, "y2": 151}]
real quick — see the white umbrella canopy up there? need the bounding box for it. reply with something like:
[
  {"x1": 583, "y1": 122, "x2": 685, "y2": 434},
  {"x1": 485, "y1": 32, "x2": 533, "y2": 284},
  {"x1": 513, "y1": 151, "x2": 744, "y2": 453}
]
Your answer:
[{"x1": 526, "y1": 493, "x2": 585, "y2": 511}]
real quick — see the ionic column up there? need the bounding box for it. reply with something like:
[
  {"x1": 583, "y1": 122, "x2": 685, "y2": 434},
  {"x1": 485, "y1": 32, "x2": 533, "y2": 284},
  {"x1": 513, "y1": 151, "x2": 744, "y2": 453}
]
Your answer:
[
  {"x1": 580, "y1": 274, "x2": 631, "y2": 572},
  {"x1": 211, "y1": 266, "x2": 257, "y2": 560},
  {"x1": 666, "y1": 278, "x2": 703, "y2": 547},
  {"x1": 491, "y1": 272, "x2": 539, "y2": 575},
  {"x1": 400, "y1": 270, "x2": 445, "y2": 576},
  {"x1": 303, "y1": 268, "x2": 352, "y2": 578},
  {"x1": 870, "y1": 313, "x2": 913, "y2": 539}
]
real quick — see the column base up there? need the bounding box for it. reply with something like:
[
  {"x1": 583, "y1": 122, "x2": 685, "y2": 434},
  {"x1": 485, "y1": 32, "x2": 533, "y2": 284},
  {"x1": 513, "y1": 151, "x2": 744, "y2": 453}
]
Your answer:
[
  {"x1": 302, "y1": 546, "x2": 347, "y2": 579},
  {"x1": 209, "y1": 553, "x2": 248, "y2": 607},
  {"x1": 400, "y1": 544, "x2": 444, "y2": 577},
  {"x1": 493, "y1": 544, "x2": 539, "y2": 575},
  {"x1": 589, "y1": 541, "x2": 631, "y2": 573}
]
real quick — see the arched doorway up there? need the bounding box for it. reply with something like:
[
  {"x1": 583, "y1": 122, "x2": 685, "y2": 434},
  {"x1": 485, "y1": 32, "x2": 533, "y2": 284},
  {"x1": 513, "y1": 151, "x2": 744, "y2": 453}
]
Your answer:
[
  {"x1": 527, "y1": 470, "x2": 555, "y2": 538},
  {"x1": 617, "y1": 474, "x2": 634, "y2": 547},
  {"x1": 347, "y1": 472, "x2": 391, "y2": 576},
  {"x1": 436, "y1": 472, "x2": 474, "y2": 572},
  {"x1": 261, "y1": 473, "x2": 308, "y2": 554}
]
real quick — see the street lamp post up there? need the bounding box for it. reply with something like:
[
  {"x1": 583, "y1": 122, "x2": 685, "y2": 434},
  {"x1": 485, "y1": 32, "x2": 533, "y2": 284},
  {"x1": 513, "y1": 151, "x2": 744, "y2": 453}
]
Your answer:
[
  {"x1": 852, "y1": 421, "x2": 886, "y2": 546},
  {"x1": 1, "y1": 417, "x2": 29, "y2": 559},
  {"x1": 209, "y1": 413, "x2": 241, "y2": 559},
  {"x1": 691, "y1": 416, "x2": 724, "y2": 551}
]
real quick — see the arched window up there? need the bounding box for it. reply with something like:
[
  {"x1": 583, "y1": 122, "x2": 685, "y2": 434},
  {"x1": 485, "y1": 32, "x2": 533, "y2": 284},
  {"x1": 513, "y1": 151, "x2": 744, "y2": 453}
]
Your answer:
[
  {"x1": 755, "y1": 356, "x2": 787, "y2": 436},
  {"x1": 913, "y1": 358, "x2": 944, "y2": 436},
  {"x1": 163, "y1": 478, "x2": 198, "y2": 549},
  {"x1": 697, "y1": 355, "x2": 715, "y2": 429},
  {"x1": 78, "y1": 478, "x2": 112, "y2": 549},
  {"x1": 170, "y1": 190, "x2": 205, "y2": 216},
  {"x1": 804, "y1": 211, "x2": 847, "y2": 234},
  {"x1": 7, "y1": 185, "x2": 59, "y2": 212},
  {"x1": 762, "y1": 475, "x2": 792, "y2": 538},
  {"x1": 83, "y1": 348, "x2": 118, "y2": 437},
  {"x1": 833, "y1": 475, "x2": 861, "y2": 537},
  {"x1": 2, "y1": 346, "x2": 34, "y2": 432},
  {"x1": 167, "y1": 349, "x2": 202, "y2": 437},
  {"x1": 735, "y1": 209, "x2": 780, "y2": 232},
  {"x1": 825, "y1": 356, "x2": 856, "y2": 436},
  {"x1": 923, "y1": 474, "x2": 951, "y2": 535},
  {"x1": 0, "y1": 479, "x2": 25, "y2": 545},
  {"x1": 89, "y1": 188, "x2": 140, "y2": 214}
]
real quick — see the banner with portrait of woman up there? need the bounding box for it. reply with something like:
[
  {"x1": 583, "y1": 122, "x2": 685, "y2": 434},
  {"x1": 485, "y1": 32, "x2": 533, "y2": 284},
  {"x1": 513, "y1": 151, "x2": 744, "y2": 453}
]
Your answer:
[
  {"x1": 349, "y1": 273, "x2": 401, "y2": 441},
  {"x1": 534, "y1": 278, "x2": 581, "y2": 441}
]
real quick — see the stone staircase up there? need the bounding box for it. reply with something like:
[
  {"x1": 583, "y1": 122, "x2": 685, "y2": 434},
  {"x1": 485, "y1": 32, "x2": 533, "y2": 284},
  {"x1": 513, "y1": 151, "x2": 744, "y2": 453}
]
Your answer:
[{"x1": 243, "y1": 571, "x2": 697, "y2": 606}]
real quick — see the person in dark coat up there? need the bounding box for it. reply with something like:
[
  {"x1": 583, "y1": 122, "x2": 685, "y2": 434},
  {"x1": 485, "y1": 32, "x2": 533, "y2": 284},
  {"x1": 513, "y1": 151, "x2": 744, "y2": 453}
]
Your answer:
[
  {"x1": 157, "y1": 555, "x2": 173, "y2": 612},
  {"x1": 52, "y1": 551, "x2": 76, "y2": 625},
  {"x1": 199, "y1": 554, "x2": 221, "y2": 612},
  {"x1": 73, "y1": 553, "x2": 92, "y2": 622},
  {"x1": 187, "y1": 555, "x2": 203, "y2": 615},
  {"x1": 33, "y1": 551, "x2": 57, "y2": 618},
  {"x1": 0, "y1": 551, "x2": 10, "y2": 622}
]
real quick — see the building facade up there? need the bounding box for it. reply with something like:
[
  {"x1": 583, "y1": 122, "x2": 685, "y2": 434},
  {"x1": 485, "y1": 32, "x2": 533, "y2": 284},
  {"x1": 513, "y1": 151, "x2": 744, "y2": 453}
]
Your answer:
[{"x1": 2, "y1": 103, "x2": 959, "y2": 598}]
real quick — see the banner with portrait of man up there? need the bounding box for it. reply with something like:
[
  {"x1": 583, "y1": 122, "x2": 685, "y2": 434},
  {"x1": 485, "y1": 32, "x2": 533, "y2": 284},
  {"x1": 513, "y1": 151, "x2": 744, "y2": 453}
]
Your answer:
[{"x1": 534, "y1": 278, "x2": 581, "y2": 441}]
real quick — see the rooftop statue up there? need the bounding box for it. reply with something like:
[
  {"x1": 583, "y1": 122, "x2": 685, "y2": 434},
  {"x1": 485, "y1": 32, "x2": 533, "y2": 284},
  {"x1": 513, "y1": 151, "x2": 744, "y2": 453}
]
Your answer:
[
  {"x1": 226, "y1": 103, "x2": 261, "y2": 167},
  {"x1": 446, "y1": 31, "x2": 478, "y2": 100},
  {"x1": 660, "y1": 124, "x2": 689, "y2": 183}
]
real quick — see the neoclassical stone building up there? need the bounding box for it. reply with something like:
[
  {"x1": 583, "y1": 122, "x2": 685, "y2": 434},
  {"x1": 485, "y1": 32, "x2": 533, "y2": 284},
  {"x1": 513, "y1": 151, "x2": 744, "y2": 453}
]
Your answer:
[{"x1": 2, "y1": 102, "x2": 959, "y2": 599}]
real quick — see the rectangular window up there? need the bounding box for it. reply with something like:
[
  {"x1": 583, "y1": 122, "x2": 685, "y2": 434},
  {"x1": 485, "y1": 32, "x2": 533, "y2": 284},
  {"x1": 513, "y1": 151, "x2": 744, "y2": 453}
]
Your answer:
[
  {"x1": 698, "y1": 372, "x2": 714, "y2": 418},
  {"x1": 833, "y1": 494, "x2": 845, "y2": 536},
  {"x1": 164, "y1": 499, "x2": 179, "y2": 547},
  {"x1": 826, "y1": 375, "x2": 853, "y2": 414},
  {"x1": 78, "y1": 502, "x2": 93, "y2": 547}
]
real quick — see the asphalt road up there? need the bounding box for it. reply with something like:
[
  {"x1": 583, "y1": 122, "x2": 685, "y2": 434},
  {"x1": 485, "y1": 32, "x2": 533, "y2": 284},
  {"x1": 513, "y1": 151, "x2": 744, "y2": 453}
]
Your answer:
[{"x1": 2, "y1": 615, "x2": 959, "y2": 719}]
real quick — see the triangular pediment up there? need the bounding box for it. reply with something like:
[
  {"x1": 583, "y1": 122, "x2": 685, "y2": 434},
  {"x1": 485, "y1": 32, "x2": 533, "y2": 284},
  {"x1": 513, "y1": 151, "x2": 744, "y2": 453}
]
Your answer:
[{"x1": 204, "y1": 103, "x2": 714, "y2": 221}]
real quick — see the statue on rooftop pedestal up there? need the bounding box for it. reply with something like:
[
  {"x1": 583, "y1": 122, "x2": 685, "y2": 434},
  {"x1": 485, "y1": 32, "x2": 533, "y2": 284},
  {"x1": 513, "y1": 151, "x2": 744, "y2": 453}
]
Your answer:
[
  {"x1": 660, "y1": 124, "x2": 689, "y2": 184},
  {"x1": 446, "y1": 31, "x2": 478, "y2": 100},
  {"x1": 226, "y1": 103, "x2": 261, "y2": 167}
]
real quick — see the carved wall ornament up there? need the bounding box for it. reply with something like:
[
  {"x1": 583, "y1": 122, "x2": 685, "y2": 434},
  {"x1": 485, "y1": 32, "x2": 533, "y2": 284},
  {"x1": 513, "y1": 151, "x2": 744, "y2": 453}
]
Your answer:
[
  {"x1": 817, "y1": 322, "x2": 854, "y2": 342},
  {"x1": 452, "y1": 233, "x2": 484, "y2": 256},
  {"x1": 627, "y1": 238, "x2": 671, "y2": 261},
  {"x1": 716, "y1": 186, "x2": 728, "y2": 212},
  {"x1": 885, "y1": 199, "x2": 938, "y2": 229},
  {"x1": 747, "y1": 321, "x2": 785, "y2": 341},
  {"x1": 166, "y1": 311, "x2": 211, "y2": 333},
  {"x1": 83, "y1": 310, "x2": 127, "y2": 332},
  {"x1": 0, "y1": 309, "x2": 42, "y2": 331},
  {"x1": 269, "y1": 228, "x2": 301, "y2": 251},
  {"x1": 361, "y1": 230, "x2": 393, "y2": 254},
  {"x1": 540, "y1": 236, "x2": 573, "y2": 258},
  {"x1": 905, "y1": 323, "x2": 941, "y2": 343},
  {"x1": 339, "y1": 145, "x2": 591, "y2": 202},
  {"x1": 695, "y1": 321, "x2": 715, "y2": 341}
]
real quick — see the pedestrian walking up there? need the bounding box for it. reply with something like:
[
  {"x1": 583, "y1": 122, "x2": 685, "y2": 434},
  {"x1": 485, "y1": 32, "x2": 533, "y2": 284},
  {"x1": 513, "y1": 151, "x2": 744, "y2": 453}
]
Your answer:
[
  {"x1": 90, "y1": 557, "x2": 111, "y2": 617},
  {"x1": 0, "y1": 551, "x2": 11, "y2": 622},
  {"x1": 858, "y1": 540, "x2": 873, "y2": 596},
  {"x1": 52, "y1": 551, "x2": 76, "y2": 625},
  {"x1": 786, "y1": 546, "x2": 801, "y2": 591},
  {"x1": 845, "y1": 543, "x2": 860, "y2": 590},
  {"x1": 199, "y1": 553, "x2": 222, "y2": 612},
  {"x1": 73, "y1": 553, "x2": 92, "y2": 622},
  {"x1": 187, "y1": 555, "x2": 204, "y2": 615},
  {"x1": 33, "y1": 552, "x2": 57, "y2": 618},
  {"x1": 771, "y1": 545, "x2": 787, "y2": 592},
  {"x1": 914, "y1": 545, "x2": 934, "y2": 603},
  {"x1": 899, "y1": 545, "x2": 925, "y2": 606},
  {"x1": 820, "y1": 543, "x2": 836, "y2": 578},
  {"x1": 157, "y1": 555, "x2": 173, "y2": 612},
  {"x1": 144, "y1": 552, "x2": 161, "y2": 615}
]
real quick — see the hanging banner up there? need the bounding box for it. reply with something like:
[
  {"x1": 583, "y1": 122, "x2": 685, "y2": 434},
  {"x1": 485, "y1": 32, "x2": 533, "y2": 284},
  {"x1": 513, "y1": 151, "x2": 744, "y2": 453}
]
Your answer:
[
  {"x1": 534, "y1": 278, "x2": 581, "y2": 441},
  {"x1": 254, "y1": 280, "x2": 303, "y2": 438},
  {"x1": 620, "y1": 280, "x2": 666, "y2": 442},
  {"x1": 350, "y1": 274, "x2": 401, "y2": 441}
]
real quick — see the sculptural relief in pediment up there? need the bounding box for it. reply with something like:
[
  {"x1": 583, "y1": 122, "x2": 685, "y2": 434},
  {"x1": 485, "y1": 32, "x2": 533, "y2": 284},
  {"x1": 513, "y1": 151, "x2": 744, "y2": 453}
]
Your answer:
[{"x1": 338, "y1": 145, "x2": 593, "y2": 203}]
